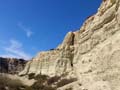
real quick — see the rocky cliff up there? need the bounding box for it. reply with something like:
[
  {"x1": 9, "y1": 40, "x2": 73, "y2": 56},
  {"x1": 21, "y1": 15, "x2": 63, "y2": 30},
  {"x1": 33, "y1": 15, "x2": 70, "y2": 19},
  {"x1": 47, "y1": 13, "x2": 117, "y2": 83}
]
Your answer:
[
  {"x1": 20, "y1": 0, "x2": 120, "y2": 90},
  {"x1": 19, "y1": 31, "x2": 78, "y2": 76},
  {"x1": 0, "y1": 57, "x2": 27, "y2": 74}
]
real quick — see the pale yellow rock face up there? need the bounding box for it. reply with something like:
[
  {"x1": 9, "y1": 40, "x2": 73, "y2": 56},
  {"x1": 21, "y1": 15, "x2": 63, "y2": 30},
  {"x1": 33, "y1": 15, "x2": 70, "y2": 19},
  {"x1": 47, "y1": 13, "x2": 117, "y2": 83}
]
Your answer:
[
  {"x1": 20, "y1": 31, "x2": 76, "y2": 76},
  {"x1": 20, "y1": 0, "x2": 120, "y2": 90}
]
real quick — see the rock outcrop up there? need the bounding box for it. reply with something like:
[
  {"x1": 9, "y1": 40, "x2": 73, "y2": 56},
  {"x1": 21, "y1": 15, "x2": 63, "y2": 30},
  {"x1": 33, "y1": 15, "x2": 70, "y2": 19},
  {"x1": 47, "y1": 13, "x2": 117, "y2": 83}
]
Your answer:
[
  {"x1": 0, "y1": 57, "x2": 27, "y2": 74},
  {"x1": 20, "y1": 0, "x2": 120, "y2": 90},
  {"x1": 20, "y1": 31, "x2": 77, "y2": 76}
]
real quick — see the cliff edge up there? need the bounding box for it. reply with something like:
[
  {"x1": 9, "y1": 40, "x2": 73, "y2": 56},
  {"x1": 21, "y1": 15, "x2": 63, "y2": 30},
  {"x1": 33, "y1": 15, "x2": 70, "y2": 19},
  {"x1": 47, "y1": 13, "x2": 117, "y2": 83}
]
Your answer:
[{"x1": 20, "y1": 0, "x2": 120, "y2": 90}]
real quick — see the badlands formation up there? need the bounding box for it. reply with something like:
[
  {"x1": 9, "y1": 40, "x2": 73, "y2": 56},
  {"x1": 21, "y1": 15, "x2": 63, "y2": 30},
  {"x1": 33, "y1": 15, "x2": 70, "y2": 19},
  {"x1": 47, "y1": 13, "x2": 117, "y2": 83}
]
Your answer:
[
  {"x1": 20, "y1": 0, "x2": 120, "y2": 90},
  {"x1": 0, "y1": 57, "x2": 26, "y2": 74}
]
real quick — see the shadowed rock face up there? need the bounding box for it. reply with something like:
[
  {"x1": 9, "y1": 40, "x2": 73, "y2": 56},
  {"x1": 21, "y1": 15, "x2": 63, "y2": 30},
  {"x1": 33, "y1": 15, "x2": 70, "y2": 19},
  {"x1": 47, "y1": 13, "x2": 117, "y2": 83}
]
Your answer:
[
  {"x1": 20, "y1": 0, "x2": 120, "y2": 90},
  {"x1": 0, "y1": 57, "x2": 27, "y2": 74}
]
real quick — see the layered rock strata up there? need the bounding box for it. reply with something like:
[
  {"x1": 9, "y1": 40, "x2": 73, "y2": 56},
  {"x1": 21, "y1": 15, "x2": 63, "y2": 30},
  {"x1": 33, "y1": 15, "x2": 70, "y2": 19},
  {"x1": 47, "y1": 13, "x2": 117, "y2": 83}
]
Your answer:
[
  {"x1": 0, "y1": 57, "x2": 27, "y2": 74},
  {"x1": 20, "y1": 31, "x2": 77, "y2": 76},
  {"x1": 20, "y1": 0, "x2": 120, "y2": 90}
]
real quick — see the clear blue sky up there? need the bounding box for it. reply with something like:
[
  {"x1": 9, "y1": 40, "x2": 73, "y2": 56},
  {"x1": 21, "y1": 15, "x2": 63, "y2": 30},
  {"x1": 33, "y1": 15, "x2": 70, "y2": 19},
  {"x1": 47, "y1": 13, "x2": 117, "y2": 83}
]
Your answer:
[{"x1": 0, "y1": 0, "x2": 102, "y2": 60}]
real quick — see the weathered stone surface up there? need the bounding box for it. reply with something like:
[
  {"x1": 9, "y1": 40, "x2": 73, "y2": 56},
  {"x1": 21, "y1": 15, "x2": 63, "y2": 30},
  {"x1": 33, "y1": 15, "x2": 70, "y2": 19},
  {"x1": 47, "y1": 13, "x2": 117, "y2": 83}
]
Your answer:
[
  {"x1": 20, "y1": 31, "x2": 76, "y2": 76},
  {"x1": 0, "y1": 57, "x2": 27, "y2": 74},
  {"x1": 20, "y1": 50, "x2": 59, "y2": 76},
  {"x1": 20, "y1": 0, "x2": 120, "y2": 89}
]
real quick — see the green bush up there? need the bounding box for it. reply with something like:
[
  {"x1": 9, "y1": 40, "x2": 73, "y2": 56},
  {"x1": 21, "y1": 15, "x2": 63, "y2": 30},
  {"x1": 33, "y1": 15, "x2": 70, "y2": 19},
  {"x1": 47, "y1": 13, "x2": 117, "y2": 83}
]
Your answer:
[
  {"x1": 34, "y1": 74, "x2": 48, "y2": 81},
  {"x1": 32, "y1": 80, "x2": 45, "y2": 90},
  {"x1": 57, "y1": 78, "x2": 77, "y2": 88},
  {"x1": 28, "y1": 73, "x2": 35, "y2": 79},
  {"x1": 47, "y1": 76, "x2": 61, "y2": 85},
  {"x1": 30, "y1": 74, "x2": 57, "y2": 90}
]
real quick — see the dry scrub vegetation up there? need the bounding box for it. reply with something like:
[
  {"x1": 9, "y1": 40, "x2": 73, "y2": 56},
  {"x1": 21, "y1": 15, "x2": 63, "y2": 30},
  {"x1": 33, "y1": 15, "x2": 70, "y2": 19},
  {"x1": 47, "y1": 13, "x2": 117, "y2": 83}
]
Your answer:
[
  {"x1": 0, "y1": 74, "x2": 26, "y2": 90},
  {"x1": 24, "y1": 73, "x2": 77, "y2": 90},
  {"x1": 0, "y1": 73, "x2": 77, "y2": 90}
]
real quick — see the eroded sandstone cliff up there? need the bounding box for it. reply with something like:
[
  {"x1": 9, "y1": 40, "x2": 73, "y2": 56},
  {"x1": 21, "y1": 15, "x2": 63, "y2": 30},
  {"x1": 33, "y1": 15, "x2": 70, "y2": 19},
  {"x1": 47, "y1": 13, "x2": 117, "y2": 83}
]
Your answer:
[
  {"x1": 19, "y1": 31, "x2": 77, "y2": 76},
  {"x1": 20, "y1": 0, "x2": 120, "y2": 90},
  {"x1": 0, "y1": 57, "x2": 27, "y2": 74}
]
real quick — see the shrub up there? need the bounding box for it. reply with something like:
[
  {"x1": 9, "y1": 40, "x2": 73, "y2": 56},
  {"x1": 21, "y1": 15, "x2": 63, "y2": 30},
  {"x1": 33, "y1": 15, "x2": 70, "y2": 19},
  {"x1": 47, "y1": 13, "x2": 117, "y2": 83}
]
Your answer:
[
  {"x1": 28, "y1": 73, "x2": 35, "y2": 79},
  {"x1": 31, "y1": 80, "x2": 56, "y2": 90},
  {"x1": 47, "y1": 76, "x2": 61, "y2": 85},
  {"x1": 30, "y1": 74, "x2": 57, "y2": 90},
  {"x1": 57, "y1": 78, "x2": 77, "y2": 88},
  {"x1": 65, "y1": 88, "x2": 72, "y2": 90},
  {"x1": 34, "y1": 74, "x2": 48, "y2": 81},
  {"x1": 32, "y1": 80, "x2": 45, "y2": 90}
]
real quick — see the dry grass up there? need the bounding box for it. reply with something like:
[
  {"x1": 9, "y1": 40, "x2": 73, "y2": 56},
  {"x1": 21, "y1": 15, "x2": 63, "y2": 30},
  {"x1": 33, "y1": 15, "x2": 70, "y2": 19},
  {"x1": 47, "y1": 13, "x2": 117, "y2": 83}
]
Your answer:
[{"x1": 0, "y1": 74, "x2": 26, "y2": 90}]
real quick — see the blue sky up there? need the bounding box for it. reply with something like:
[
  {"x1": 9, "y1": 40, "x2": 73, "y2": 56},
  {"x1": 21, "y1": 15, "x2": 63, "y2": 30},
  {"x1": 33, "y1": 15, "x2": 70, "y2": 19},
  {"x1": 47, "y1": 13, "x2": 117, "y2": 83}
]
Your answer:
[{"x1": 0, "y1": 0, "x2": 102, "y2": 60}]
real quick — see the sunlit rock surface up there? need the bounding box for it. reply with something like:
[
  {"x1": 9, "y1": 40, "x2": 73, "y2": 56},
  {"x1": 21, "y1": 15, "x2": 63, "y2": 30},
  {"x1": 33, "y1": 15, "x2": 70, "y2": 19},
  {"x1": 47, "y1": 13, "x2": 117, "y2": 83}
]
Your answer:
[{"x1": 20, "y1": 0, "x2": 120, "y2": 89}]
